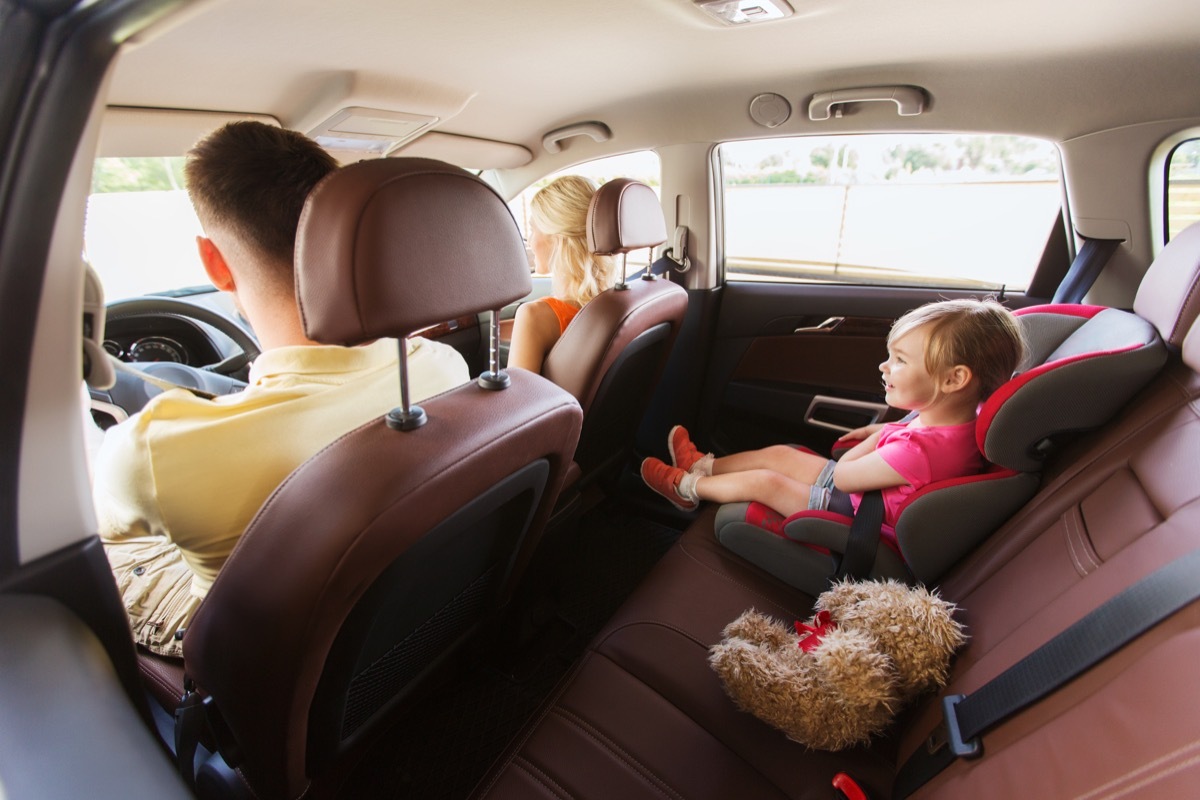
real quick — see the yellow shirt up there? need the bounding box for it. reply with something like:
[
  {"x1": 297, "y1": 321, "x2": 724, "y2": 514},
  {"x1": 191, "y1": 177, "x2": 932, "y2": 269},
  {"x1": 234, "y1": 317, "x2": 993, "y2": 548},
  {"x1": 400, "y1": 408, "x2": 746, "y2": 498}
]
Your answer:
[{"x1": 95, "y1": 337, "x2": 468, "y2": 655}]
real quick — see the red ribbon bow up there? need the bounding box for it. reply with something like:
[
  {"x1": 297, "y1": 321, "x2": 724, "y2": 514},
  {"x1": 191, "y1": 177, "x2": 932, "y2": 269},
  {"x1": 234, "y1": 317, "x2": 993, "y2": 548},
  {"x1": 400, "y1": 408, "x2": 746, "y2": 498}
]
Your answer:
[{"x1": 795, "y1": 610, "x2": 837, "y2": 652}]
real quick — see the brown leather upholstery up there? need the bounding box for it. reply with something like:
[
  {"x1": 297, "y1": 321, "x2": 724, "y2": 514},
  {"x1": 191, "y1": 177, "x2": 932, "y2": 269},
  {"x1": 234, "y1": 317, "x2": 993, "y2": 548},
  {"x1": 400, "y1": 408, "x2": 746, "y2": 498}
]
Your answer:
[
  {"x1": 541, "y1": 179, "x2": 688, "y2": 484},
  {"x1": 543, "y1": 279, "x2": 688, "y2": 419},
  {"x1": 473, "y1": 227, "x2": 1200, "y2": 799},
  {"x1": 188, "y1": 372, "x2": 580, "y2": 799},
  {"x1": 296, "y1": 157, "x2": 532, "y2": 344},
  {"x1": 1132, "y1": 220, "x2": 1200, "y2": 348},
  {"x1": 585, "y1": 178, "x2": 667, "y2": 255},
  {"x1": 172, "y1": 158, "x2": 582, "y2": 799}
]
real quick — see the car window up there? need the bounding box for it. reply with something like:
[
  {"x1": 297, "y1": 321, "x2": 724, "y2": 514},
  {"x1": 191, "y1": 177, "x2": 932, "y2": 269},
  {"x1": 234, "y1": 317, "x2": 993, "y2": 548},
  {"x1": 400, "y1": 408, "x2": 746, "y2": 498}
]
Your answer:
[
  {"x1": 1166, "y1": 139, "x2": 1200, "y2": 242},
  {"x1": 508, "y1": 150, "x2": 662, "y2": 275},
  {"x1": 85, "y1": 157, "x2": 208, "y2": 301},
  {"x1": 719, "y1": 134, "x2": 1062, "y2": 291}
]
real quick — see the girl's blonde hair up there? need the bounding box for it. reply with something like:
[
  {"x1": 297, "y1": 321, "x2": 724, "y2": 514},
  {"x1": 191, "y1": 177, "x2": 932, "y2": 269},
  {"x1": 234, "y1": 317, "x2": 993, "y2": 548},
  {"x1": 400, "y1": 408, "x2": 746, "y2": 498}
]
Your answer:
[
  {"x1": 530, "y1": 175, "x2": 618, "y2": 307},
  {"x1": 889, "y1": 298, "x2": 1026, "y2": 400}
]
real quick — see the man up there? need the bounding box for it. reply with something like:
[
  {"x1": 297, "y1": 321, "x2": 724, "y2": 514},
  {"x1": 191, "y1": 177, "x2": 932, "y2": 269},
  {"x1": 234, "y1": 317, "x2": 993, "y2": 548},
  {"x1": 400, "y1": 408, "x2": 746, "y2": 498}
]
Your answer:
[{"x1": 95, "y1": 121, "x2": 469, "y2": 657}]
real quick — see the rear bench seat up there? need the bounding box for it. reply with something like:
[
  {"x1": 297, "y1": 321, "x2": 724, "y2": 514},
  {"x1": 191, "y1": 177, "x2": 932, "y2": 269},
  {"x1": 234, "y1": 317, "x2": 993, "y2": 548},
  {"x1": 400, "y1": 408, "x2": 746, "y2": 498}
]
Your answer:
[{"x1": 472, "y1": 225, "x2": 1200, "y2": 800}]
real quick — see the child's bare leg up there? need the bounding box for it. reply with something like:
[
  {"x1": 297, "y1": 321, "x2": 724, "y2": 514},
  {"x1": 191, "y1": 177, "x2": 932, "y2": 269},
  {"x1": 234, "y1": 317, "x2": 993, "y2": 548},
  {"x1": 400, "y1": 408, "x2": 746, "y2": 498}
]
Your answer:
[
  {"x1": 711, "y1": 445, "x2": 828, "y2": 485},
  {"x1": 694, "y1": 469, "x2": 812, "y2": 517}
]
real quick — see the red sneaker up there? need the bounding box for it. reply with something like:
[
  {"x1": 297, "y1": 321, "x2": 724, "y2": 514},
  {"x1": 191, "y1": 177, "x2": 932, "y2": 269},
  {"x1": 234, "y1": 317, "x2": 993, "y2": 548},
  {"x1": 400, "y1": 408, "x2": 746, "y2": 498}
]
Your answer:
[
  {"x1": 641, "y1": 457, "x2": 698, "y2": 511},
  {"x1": 668, "y1": 425, "x2": 706, "y2": 472}
]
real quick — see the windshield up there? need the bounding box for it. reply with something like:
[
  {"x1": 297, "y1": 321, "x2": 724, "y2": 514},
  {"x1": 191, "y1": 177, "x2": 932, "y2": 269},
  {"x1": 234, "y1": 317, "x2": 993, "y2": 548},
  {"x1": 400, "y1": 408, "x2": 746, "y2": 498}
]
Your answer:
[{"x1": 85, "y1": 156, "x2": 211, "y2": 301}]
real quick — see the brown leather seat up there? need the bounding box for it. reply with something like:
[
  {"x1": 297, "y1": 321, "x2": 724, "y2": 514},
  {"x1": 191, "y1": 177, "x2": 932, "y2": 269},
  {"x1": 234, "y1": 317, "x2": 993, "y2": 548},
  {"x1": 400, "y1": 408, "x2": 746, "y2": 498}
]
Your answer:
[
  {"x1": 158, "y1": 158, "x2": 582, "y2": 799},
  {"x1": 541, "y1": 178, "x2": 688, "y2": 490},
  {"x1": 473, "y1": 223, "x2": 1200, "y2": 799}
]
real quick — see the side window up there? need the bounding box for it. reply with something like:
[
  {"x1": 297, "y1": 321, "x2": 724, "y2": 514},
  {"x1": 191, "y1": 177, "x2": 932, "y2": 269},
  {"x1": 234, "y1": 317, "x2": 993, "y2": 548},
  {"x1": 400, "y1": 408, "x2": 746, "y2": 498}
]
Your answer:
[
  {"x1": 719, "y1": 135, "x2": 1062, "y2": 291},
  {"x1": 1166, "y1": 139, "x2": 1200, "y2": 242},
  {"x1": 508, "y1": 150, "x2": 662, "y2": 275}
]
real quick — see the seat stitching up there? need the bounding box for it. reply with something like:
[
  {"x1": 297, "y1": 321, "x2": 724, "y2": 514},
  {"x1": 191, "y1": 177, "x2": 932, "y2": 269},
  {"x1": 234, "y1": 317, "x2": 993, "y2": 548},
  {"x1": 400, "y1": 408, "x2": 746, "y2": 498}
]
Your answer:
[
  {"x1": 1075, "y1": 738, "x2": 1200, "y2": 799},
  {"x1": 1063, "y1": 509, "x2": 1089, "y2": 577},
  {"x1": 1073, "y1": 507, "x2": 1102, "y2": 571},
  {"x1": 550, "y1": 706, "x2": 685, "y2": 800},
  {"x1": 512, "y1": 756, "x2": 574, "y2": 800}
]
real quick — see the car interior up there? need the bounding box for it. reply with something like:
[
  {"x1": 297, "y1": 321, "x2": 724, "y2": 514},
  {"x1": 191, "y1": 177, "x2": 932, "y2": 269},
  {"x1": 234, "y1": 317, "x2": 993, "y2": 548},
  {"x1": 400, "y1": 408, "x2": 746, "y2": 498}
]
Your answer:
[{"x1": 3, "y1": 0, "x2": 1200, "y2": 798}]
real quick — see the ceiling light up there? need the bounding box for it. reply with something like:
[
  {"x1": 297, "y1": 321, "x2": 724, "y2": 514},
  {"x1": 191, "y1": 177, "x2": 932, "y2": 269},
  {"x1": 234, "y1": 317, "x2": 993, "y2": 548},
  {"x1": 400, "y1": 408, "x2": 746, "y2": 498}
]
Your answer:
[
  {"x1": 694, "y1": 0, "x2": 794, "y2": 25},
  {"x1": 308, "y1": 107, "x2": 439, "y2": 157}
]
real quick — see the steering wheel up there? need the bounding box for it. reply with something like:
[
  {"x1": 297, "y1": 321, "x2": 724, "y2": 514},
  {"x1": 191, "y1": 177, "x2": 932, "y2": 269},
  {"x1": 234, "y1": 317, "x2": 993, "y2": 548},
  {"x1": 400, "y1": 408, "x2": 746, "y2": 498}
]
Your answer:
[
  {"x1": 106, "y1": 296, "x2": 261, "y2": 374},
  {"x1": 94, "y1": 296, "x2": 262, "y2": 418}
]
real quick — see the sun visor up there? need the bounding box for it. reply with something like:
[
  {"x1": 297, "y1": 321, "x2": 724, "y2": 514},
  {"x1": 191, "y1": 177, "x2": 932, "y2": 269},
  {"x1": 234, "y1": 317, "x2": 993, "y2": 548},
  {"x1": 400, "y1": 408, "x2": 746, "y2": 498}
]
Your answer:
[
  {"x1": 391, "y1": 132, "x2": 532, "y2": 170},
  {"x1": 98, "y1": 108, "x2": 280, "y2": 157}
]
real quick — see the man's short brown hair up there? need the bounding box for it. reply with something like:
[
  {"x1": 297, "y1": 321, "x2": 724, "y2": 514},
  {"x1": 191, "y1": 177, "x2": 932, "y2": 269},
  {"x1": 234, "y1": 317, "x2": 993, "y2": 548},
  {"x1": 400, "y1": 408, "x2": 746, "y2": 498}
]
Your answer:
[{"x1": 184, "y1": 121, "x2": 337, "y2": 273}]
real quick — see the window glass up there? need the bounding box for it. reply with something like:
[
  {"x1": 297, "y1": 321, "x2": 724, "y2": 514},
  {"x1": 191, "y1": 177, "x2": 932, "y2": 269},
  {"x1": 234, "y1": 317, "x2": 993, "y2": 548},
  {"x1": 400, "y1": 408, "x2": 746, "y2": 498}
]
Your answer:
[
  {"x1": 509, "y1": 150, "x2": 661, "y2": 275},
  {"x1": 720, "y1": 134, "x2": 1061, "y2": 291},
  {"x1": 1167, "y1": 139, "x2": 1200, "y2": 242},
  {"x1": 85, "y1": 157, "x2": 207, "y2": 301}
]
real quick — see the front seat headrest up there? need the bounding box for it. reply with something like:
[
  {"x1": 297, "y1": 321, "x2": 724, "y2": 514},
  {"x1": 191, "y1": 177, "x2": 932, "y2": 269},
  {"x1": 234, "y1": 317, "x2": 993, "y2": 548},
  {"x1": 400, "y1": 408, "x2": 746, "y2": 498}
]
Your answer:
[
  {"x1": 586, "y1": 177, "x2": 668, "y2": 256},
  {"x1": 295, "y1": 157, "x2": 532, "y2": 346}
]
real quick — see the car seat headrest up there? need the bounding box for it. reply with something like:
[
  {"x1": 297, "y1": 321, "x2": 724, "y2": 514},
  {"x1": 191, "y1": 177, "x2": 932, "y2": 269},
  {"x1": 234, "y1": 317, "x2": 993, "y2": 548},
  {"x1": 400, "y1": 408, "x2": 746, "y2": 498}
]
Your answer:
[
  {"x1": 978, "y1": 305, "x2": 1166, "y2": 472},
  {"x1": 586, "y1": 178, "x2": 667, "y2": 256},
  {"x1": 1132, "y1": 220, "x2": 1200, "y2": 349},
  {"x1": 295, "y1": 157, "x2": 531, "y2": 346}
]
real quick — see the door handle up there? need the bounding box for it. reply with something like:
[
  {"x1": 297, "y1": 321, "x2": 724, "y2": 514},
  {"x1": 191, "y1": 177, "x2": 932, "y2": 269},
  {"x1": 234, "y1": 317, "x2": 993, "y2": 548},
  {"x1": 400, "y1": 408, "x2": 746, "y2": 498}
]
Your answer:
[
  {"x1": 804, "y1": 395, "x2": 888, "y2": 433},
  {"x1": 793, "y1": 316, "x2": 845, "y2": 334}
]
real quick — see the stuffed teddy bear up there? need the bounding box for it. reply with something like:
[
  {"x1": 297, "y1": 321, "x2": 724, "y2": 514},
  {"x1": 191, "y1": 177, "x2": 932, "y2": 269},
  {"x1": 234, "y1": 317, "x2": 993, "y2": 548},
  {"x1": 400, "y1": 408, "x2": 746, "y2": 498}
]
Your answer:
[{"x1": 709, "y1": 578, "x2": 966, "y2": 751}]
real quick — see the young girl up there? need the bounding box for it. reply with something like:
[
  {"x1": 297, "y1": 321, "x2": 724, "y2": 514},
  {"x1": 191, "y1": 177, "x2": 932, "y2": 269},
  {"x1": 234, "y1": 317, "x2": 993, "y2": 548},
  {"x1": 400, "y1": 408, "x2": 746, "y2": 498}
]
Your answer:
[{"x1": 641, "y1": 299, "x2": 1025, "y2": 526}]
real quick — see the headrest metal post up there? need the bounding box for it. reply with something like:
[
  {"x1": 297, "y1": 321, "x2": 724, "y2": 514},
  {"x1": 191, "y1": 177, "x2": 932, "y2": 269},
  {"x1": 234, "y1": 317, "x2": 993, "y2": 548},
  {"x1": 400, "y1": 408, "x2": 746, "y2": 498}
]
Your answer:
[
  {"x1": 615, "y1": 253, "x2": 629, "y2": 291},
  {"x1": 386, "y1": 337, "x2": 427, "y2": 431},
  {"x1": 478, "y1": 309, "x2": 511, "y2": 391},
  {"x1": 641, "y1": 245, "x2": 657, "y2": 281}
]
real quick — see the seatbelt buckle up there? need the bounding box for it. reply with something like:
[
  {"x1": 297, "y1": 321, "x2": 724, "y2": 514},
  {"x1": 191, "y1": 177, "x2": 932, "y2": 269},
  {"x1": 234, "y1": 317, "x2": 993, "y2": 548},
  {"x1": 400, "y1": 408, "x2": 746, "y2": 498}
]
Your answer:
[
  {"x1": 939, "y1": 694, "x2": 982, "y2": 759},
  {"x1": 832, "y1": 771, "x2": 870, "y2": 799},
  {"x1": 174, "y1": 689, "x2": 211, "y2": 787}
]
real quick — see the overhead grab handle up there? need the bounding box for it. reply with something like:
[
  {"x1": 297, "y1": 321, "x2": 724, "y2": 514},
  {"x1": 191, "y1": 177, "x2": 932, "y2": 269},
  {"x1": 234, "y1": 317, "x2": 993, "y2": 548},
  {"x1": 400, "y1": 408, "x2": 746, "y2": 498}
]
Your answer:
[
  {"x1": 542, "y1": 121, "x2": 612, "y2": 154},
  {"x1": 808, "y1": 86, "x2": 925, "y2": 121}
]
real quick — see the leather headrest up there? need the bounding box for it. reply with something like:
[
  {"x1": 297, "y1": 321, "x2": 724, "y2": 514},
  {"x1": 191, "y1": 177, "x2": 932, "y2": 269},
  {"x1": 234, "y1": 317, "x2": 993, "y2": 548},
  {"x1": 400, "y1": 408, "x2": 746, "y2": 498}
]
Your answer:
[
  {"x1": 586, "y1": 178, "x2": 667, "y2": 256},
  {"x1": 1132, "y1": 221, "x2": 1200, "y2": 349},
  {"x1": 295, "y1": 157, "x2": 532, "y2": 345}
]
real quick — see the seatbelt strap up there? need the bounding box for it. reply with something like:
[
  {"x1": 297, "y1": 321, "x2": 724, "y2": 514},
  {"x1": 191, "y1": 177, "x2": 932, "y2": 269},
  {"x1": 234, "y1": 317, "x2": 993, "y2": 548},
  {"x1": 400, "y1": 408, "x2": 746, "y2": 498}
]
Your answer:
[
  {"x1": 891, "y1": 547, "x2": 1200, "y2": 798},
  {"x1": 834, "y1": 490, "x2": 883, "y2": 582},
  {"x1": 1051, "y1": 237, "x2": 1122, "y2": 304}
]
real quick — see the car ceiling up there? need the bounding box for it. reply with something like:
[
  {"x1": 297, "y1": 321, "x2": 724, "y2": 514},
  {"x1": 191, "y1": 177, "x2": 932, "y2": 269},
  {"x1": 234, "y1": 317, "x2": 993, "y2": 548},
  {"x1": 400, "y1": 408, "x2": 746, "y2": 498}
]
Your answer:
[{"x1": 108, "y1": 0, "x2": 1200, "y2": 172}]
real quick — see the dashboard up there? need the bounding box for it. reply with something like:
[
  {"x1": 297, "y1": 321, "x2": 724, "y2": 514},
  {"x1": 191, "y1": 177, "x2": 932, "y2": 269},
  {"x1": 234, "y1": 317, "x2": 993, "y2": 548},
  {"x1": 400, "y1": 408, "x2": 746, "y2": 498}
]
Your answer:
[{"x1": 103, "y1": 298, "x2": 237, "y2": 367}]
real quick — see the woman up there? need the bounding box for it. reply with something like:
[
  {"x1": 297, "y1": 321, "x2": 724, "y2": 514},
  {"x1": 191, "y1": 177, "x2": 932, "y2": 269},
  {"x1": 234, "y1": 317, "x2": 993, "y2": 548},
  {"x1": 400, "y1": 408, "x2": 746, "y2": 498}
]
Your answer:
[{"x1": 507, "y1": 175, "x2": 618, "y2": 373}]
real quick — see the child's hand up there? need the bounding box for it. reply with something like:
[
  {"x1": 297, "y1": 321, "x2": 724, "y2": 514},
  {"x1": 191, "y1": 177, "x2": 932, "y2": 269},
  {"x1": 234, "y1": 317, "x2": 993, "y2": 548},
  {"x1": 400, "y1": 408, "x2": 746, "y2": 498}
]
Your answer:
[{"x1": 836, "y1": 423, "x2": 885, "y2": 443}]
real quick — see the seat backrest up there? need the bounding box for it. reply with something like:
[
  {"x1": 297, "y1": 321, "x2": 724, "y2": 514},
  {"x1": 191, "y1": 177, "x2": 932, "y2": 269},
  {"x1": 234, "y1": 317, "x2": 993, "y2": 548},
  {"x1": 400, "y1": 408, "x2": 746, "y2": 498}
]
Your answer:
[
  {"x1": 542, "y1": 178, "x2": 688, "y2": 484},
  {"x1": 181, "y1": 158, "x2": 583, "y2": 799}
]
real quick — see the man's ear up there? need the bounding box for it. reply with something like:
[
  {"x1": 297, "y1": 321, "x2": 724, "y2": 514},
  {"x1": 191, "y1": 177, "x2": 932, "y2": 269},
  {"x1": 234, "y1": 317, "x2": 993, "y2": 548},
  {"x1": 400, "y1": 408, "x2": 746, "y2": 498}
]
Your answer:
[
  {"x1": 197, "y1": 236, "x2": 236, "y2": 292},
  {"x1": 941, "y1": 365, "x2": 973, "y2": 394}
]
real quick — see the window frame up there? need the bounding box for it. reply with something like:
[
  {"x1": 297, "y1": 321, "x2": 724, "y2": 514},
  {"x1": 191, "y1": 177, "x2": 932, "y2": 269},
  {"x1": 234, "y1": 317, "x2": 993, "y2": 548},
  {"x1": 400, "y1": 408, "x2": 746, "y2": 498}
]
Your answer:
[
  {"x1": 714, "y1": 133, "x2": 1066, "y2": 294},
  {"x1": 1150, "y1": 128, "x2": 1200, "y2": 252}
]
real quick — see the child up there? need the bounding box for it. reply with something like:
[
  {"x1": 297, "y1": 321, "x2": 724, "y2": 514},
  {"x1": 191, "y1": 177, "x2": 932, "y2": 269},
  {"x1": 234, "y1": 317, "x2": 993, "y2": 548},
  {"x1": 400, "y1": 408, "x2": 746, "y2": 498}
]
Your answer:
[{"x1": 641, "y1": 299, "x2": 1025, "y2": 527}]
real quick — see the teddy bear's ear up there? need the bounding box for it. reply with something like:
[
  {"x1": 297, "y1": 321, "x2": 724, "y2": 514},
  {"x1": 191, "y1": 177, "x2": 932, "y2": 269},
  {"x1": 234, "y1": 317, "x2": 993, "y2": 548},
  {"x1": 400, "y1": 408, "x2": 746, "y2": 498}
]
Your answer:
[{"x1": 721, "y1": 609, "x2": 794, "y2": 651}]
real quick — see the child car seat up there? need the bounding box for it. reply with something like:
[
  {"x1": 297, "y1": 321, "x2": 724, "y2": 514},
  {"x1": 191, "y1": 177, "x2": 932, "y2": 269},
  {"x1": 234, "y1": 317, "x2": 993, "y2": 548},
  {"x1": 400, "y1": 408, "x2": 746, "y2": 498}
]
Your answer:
[{"x1": 714, "y1": 303, "x2": 1168, "y2": 595}]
